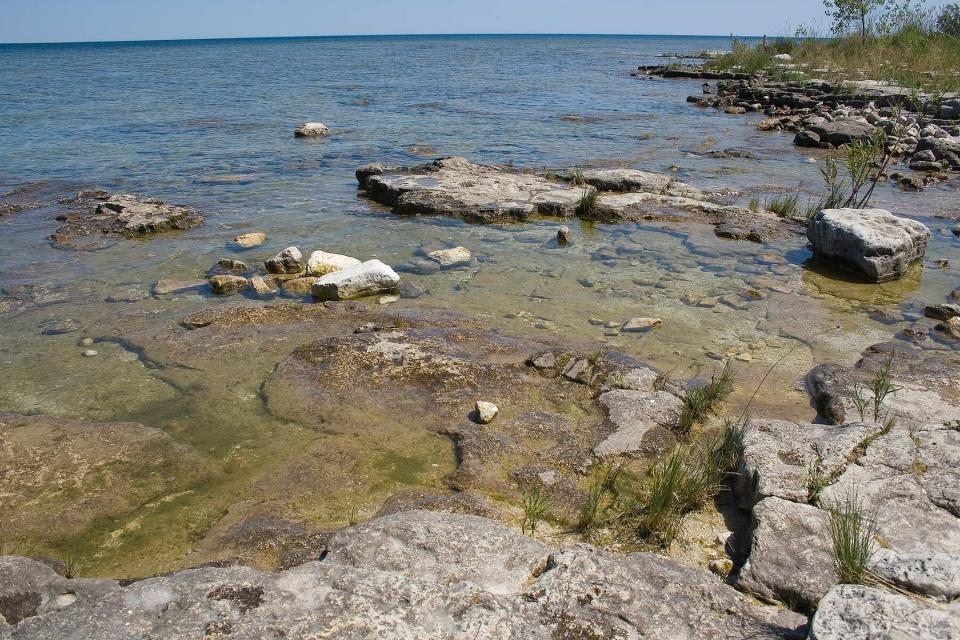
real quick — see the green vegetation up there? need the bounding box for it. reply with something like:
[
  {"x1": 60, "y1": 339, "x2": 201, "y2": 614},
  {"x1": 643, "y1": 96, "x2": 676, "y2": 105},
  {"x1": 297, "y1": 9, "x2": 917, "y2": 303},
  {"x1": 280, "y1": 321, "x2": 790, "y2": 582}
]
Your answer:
[
  {"x1": 870, "y1": 353, "x2": 901, "y2": 422},
  {"x1": 652, "y1": 370, "x2": 672, "y2": 392},
  {"x1": 806, "y1": 451, "x2": 830, "y2": 505},
  {"x1": 576, "y1": 188, "x2": 599, "y2": 217},
  {"x1": 829, "y1": 490, "x2": 881, "y2": 584},
  {"x1": 852, "y1": 381, "x2": 870, "y2": 421},
  {"x1": 707, "y1": 1, "x2": 960, "y2": 95},
  {"x1": 577, "y1": 463, "x2": 625, "y2": 539},
  {"x1": 569, "y1": 168, "x2": 586, "y2": 186},
  {"x1": 521, "y1": 488, "x2": 551, "y2": 535},
  {"x1": 765, "y1": 193, "x2": 801, "y2": 218},
  {"x1": 678, "y1": 364, "x2": 735, "y2": 437},
  {"x1": 748, "y1": 197, "x2": 761, "y2": 212}
]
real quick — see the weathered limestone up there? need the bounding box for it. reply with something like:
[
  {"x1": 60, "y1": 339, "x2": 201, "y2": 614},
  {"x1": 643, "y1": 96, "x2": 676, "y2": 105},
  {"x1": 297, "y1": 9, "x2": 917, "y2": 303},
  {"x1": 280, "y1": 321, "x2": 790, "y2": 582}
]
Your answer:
[
  {"x1": 0, "y1": 511, "x2": 806, "y2": 639},
  {"x1": 305, "y1": 250, "x2": 361, "y2": 277},
  {"x1": 232, "y1": 232, "x2": 267, "y2": 248},
  {"x1": 810, "y1": 584, "x2": 960, "y2": 640},
  {"x1": 807, "y1": 208, "x2": 931, "y2": 282},
  {"x1": 294, "y1": 122, "x2": 329, "y2": 137},
  {"x1": 475, "y1": 401, "x2": 499, "y2": 424},
  {"x1": 50, "y1": 193, "x2": 203, "y2": 249},
  {"x1": 572, "y1": 168, "x2": 702, "y2": 198},
  {"x1": 209, "y1": 275, "x2": 248, "y2": 296},
  {"x1": 427, "y1": 246, "x2": 472, "y2": 268},
  {"x1": 805, "y1": 118, "x2": 876, "y2": 146},
  {"x1": 310, "y1": 259, "x2": 399, "y2": 301},
  {"x1": 593, "y1": 389, "x2": 683, "y2": 457}
]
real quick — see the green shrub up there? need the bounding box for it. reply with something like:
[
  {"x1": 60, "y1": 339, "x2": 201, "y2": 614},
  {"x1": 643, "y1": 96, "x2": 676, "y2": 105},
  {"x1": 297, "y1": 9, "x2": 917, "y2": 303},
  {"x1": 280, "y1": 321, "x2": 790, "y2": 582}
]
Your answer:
[
  {"x1": 521, "y1": 488, "x2": 551, "y2": 535},
  {"x1": 829, "y1": 490, "x2": 880, "y2": 584}
]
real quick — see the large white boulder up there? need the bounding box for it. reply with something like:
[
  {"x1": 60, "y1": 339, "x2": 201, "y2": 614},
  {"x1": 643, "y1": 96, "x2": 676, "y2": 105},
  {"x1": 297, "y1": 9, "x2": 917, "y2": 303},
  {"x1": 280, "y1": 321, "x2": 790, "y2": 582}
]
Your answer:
[
  {"x1": 311, "y1": 259, "x2": 399, "y2": 301},
  {"x1": 807, "y1": 208, "x2": 930, "y2": 282},
  {"x1": 306, "y1": 250, "x2": 361, "y2": 277}
]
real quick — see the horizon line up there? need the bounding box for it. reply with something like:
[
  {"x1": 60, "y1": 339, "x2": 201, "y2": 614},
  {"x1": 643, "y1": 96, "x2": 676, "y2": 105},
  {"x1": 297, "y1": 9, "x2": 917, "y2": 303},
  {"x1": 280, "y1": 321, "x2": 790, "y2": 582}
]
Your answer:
[{"x1": 0, "y1": 31, "x2": 763, "y2": 47}]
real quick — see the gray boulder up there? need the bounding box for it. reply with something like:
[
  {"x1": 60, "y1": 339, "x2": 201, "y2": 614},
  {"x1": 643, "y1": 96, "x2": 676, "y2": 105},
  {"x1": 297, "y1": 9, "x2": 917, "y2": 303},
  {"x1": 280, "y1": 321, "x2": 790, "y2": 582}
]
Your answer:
[
  {"x1": 807, "y1": 208, "x2": 931, "y2": 282},
  {"x1": 806, "y1": 118, "x2": 875, "y2": 146},
  {"x1": 311, "y1": 259, "x2": 399, "y2": 301},
  {"x1": 810, "y1": 584, "x2": 960, "y2": 640},
  {"x1": 593, "y1": 389, "x2": 683, "y2": 457},
  {"x1": 264, "y1": 247, "x2": 305, "y2": 274}
]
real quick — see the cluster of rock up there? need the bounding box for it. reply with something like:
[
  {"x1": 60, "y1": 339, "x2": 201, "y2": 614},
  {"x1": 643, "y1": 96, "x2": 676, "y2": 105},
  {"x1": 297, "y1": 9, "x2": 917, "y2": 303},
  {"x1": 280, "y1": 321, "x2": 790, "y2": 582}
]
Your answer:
[
  {"x1": 201, "y1": 242, "x2": 400, "y2": 302},
  {"x1": 356, "y1": 156, "x2": 791, "y2": 241},
  {"x1": 731, "y1": 341, "x2": 960, "y2": 635},
  {"x1": 50, "y1": 192, "x2": 204, "y2": 250}
]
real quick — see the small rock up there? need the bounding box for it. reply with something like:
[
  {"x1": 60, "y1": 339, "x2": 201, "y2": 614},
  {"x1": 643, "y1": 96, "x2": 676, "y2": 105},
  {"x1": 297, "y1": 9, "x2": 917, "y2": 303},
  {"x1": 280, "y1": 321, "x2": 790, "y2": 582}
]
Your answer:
[
  {"x1": 39, "y1": 318, "x2": 81, "y2": 335},
  {"x1": 209, "y1": 274, "x2": 248, "y2": 296},
  {"x1": 475, "y1": 401, "x2": 499, "y2": 424},
  {"x1": 233, "y1": 232, "x2": 266, "y2": 248},
  {"x1": 736, "y1": 352, "x2": 753, "y2": 362},
  {"x1": 621, "y1": 317, "x2": 662, "y2": 333},
  {"x1": 588, "y1": 318, "x2": 605, "y2": 326},
  {"x1": 216, "y1": 258, "x2": 248, "y2": 273},
  {"x1": 932, "y1": 259, "x2": 949, "y2": 269},
  {"x1": 306, "y1": 250, "x2": 362, "y2": 277},
  {"x1": 427, "y1": 246, "x2": 472, "y2": 269},
  {"x1": 526, "y1": 352, "x2": 557, "y2": 371},
  {"x1": 709, "y1": 558, "x2": 733, "y2": 577},
  {"x1": 378, "y1": 295, "x2": 400, "y2": 305},
  {"x1": 82, "y1": 349, "x2": 98, "y2": 357},
  {"x1": 937, "y1": 317, "x2": 960, "y2": 339},
  {"x1": 294, "y1": 122, "x2": 330, "y2": 137},
  {"x1": 557, "y1": 226, "x2": 571, "y2": 246},
  {"x1": 398, "y1": 281, "x2": 425, "y2": 299},
  {"x1": 311, "y1": 259, "x2": 400, "y2": 301},
  {"x1": 79, "y1": 337, "x2": 94, "y2": 347},
  {"x1": 248, "y1": 276, "x2": 277, "y2": 297},
  {"x1": 265, "y1": 247, "x2": 305, "y2": 274}
]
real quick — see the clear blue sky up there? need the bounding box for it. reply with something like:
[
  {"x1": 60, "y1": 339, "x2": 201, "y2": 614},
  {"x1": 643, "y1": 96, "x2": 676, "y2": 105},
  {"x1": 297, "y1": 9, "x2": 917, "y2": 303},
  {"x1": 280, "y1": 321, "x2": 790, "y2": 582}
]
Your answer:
[{"x1": 2, "y1": 0, "x2": 839, "y2": 43}]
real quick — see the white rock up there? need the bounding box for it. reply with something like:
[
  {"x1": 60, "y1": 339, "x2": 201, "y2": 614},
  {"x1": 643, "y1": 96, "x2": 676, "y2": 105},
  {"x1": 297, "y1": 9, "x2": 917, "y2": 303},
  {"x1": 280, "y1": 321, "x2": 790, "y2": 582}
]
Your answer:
[
  {"x1": 427, "y1": 246, "x2": 472, "y2": 268},
  {"x1": 294, "y1": 122, "x2": 330, "y2": 137},
  {"x1": 82, "y1": 349, "x2": 98, "y2": 357},
  {"x1": 265, "y1": 246, "x2": 304, "y2": 274},
  {"x1": 773, "y1": 53, "x2": 793, "y2": 62},
  {"x1": 475, "y1": 401, "x2": 499, "y2": 424},
  {"x1": 306, "y1": 250, "x2": 362, "y2": 277},
  {"x1": 232, "y1": 232, "x2": 266, "y2": 248},
  {"x1": 311, "y1": 259, "x2": 400, "y2": 301}
]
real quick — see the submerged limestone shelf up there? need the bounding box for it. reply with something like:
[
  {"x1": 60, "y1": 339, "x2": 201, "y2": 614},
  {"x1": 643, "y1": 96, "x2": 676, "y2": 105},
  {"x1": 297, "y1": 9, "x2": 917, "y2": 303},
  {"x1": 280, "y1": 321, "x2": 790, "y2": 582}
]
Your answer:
[{"x1": 356, "y1": 156, "x2": 794, "y2": 241}]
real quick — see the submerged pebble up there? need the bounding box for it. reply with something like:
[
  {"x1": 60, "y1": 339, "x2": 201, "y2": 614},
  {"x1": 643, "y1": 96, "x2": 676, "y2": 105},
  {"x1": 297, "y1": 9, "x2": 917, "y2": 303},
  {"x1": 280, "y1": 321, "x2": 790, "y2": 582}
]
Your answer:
[{"x1": 82, "y1": 349, "x2": 98, "y2": 357}]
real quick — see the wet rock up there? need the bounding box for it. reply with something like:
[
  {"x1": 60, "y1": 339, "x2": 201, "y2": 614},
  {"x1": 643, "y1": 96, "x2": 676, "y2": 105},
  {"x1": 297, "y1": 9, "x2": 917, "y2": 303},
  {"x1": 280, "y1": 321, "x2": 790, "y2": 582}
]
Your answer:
[
  {"x1": 209, "y1": 274, "x2": 248, "y2": 296},
  {"x1": 807, "y1": 208, "x2": 930, "y2": 282},
  {"x1": 81, "y1": 349, "x2": 98, "y2": 357},
  {"x1": 556, "y1": 225, "x2": 571, "y2": 245},
  {"x1": 215, "y1": 258, "x2": 248, "y2": 273},
  {"x1": 925, "y1": 303, "x2": 960, "y2": 321},
  {"x1": 715, "y1": 223, "x2": 764, "y2": 242},
  {"x1": 305, "y1": 250, "x2": 361, "y2": 277},
  {"x1": 311, "y1": 259, "x2": 399, "y2": 301},
  {"x1": 794, "y1": 130, "x2": 821, "y2": 148},
  {"x1": 248, "y1": 275, "x2": 277, "y2": 298},
  {"x1": 938, "y1": 317, "x2": 960, "y2": 339},
  {"x1": 427, "y1": 246, "x2": 472, "y2": 268},
  {"x1": 809, "y1": 584, "x2": 960, "y2": 640},
  {"x1": 621, "y1": 317, "x2": 662, "y2": 333},
  {"x1": 232, "y1": 232, "x2": 266, "y2": 248},
  {"x1": 265, "y1": 247, "x2": 305, "y2": 275},
  {"x1": 104, "y1": 287, "x2": 149, "y2": 303},
  {"x1": 475, "y1": 401, "x2": 499, "y2": 424},
  {"x1": 153, "y1": 278, "x2": 206, "y2": 296},
  {"x1": 736, "y1": 497, "x2": 836, "y2": 610},
  {"x1": 280, "y1": 276, "x2": 320, "y2": 296},
  {"x1": 594, "y1": 389, "x2": 683, "y2": 457},
  {"x1": 294, "y1": 122, "x2": 330, "y2": 137},
  {"x1": 396, "y1": 257, "x2": 442, "y2": 275},
  {"x1": 398, "y1": 281, "x2": 425, "y2": 299},
  {"x1": 38, "y1": 318, "x2": 80, "y2": 335},
  {"x1": 51, "y1": 193, "x2": 203, "y2": 249},
  {"x1": 573, "y1": 168, "x2": 702, "y2": 198}
]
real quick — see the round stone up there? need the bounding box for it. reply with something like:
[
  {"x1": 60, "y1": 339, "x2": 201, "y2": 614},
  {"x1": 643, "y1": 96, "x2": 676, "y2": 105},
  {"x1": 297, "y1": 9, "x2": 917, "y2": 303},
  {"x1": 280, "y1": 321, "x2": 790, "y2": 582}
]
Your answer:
[{"x1": 82, "y1": 349, "x2": 98, "y2": 357}]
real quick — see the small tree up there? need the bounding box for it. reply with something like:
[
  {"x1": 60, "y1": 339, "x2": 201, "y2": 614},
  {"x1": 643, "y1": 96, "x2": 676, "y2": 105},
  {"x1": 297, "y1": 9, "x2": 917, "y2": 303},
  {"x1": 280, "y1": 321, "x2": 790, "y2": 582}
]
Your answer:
[
  {"x1": 938, "y1": 3, "x2": 960, "y2": 36},
  {"x1": 824, "y1": 0, "x2": 891, "y2": 40}
]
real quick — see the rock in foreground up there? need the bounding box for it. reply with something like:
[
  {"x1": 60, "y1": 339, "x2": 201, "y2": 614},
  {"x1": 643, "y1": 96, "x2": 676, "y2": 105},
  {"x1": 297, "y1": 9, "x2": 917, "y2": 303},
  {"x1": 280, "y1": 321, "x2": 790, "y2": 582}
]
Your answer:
[
  {"x1": 807, "y1": 208, "x2": 930, "y2": 282},
  {"x1": 311, "y1": 259, "x2": 399, "y2": 301},
  {"x1": 1, "y1": 510, "x2": 806, "y2": 639}
]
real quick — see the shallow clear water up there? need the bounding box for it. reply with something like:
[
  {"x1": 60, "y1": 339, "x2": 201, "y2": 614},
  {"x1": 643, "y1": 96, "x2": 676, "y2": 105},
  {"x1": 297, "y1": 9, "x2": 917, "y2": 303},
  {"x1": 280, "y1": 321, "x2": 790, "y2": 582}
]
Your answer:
[{"x1": 1, "y1": 35, "x2": 958, "y2": 574}]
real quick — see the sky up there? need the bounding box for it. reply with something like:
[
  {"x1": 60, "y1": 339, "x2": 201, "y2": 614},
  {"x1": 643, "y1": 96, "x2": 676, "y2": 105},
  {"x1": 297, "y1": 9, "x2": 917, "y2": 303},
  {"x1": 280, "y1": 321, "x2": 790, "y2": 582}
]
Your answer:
[{"x1": 1, "y1": 0, "x2": 840, "y2": 43}]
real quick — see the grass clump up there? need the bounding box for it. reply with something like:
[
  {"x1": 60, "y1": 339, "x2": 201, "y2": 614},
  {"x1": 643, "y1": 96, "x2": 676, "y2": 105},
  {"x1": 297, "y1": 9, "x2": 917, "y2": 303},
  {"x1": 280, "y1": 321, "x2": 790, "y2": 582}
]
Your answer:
[
  {"x1": 652, "y1": 371, "x2": 672, "y2": 392},
  {"x1": 678, "y1": 363, "x2": 735, "y2": 437},
  {"x1": 569, "y1": 168, "x2": 586, "y2": 187},
  {"x1": 748, "y1": 197, "x2": 761, "y2": 213},
  {"x1": 829, "y1": 490, "x2": 881, "y2": 585},
  {"x1": 577, "y1": 462, "x2": 625, "y2": 539},
  {"x1": 521, "y1": 488, "x2": 551, "y2": 535},
  {"x1": 806, "y1": 449, "x2": 830, "y2": 505},
  {"x1": 576, "y1": 188, "x2": 599, "y2": 217},
  {"x1": 870, "y1": 353, "x2": 901, "y2": 422},
  {"x1": 765, "y1": 193, "x2": 801, "y2": 218}
]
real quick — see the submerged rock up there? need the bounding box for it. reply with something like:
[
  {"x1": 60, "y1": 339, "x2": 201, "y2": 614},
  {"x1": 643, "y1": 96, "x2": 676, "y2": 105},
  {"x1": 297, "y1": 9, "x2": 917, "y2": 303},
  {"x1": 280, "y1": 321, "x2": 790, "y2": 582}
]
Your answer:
[
  {"x1": 153, "y1": 278, "x2": 206, "y2": 296},
  {"x1": 807, "y1": 208, "x2": 930, "y2": 282},
  {"x1": 232, "y1": 232, "x2": 267, "y2": 248},
  {"x1": 621, "y1": 317, "x2": 662, "y2": 333},
  {"x1": 426, "y1": 246, "x2": 472, "y2": 268},
  {"x1": 209, "y1": 274, "x2": 248, "y2": 296},
  {"x1": 51, "y1": 193, "x2": 203, "y2": 249},
  {"x1": 311, "y1": 259, "x2": 399, "y2": 301}
]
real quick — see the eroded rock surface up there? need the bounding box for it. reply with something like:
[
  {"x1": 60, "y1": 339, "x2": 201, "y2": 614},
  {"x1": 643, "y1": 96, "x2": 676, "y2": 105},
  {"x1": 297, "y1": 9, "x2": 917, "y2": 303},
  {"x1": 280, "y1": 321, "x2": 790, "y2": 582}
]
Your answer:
[
  {"x1": 50, "y1": 193, "x2": 203, "y2": 250},
  {"x1": 1, "y1": 511, "x2": 806, "y2": 639}
]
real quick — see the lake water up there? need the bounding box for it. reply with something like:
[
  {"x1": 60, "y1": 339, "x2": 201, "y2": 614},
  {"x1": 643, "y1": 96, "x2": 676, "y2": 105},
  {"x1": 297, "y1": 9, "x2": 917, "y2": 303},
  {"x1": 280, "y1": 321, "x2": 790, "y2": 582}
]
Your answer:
[{"x1": 1, "y1": 35, "x2": 958, "y2": 574}]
